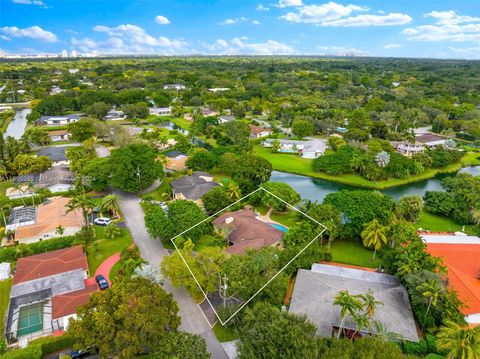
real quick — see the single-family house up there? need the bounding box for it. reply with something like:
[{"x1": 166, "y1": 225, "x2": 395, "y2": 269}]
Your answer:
[
  {"x1": 164, "y1": 150, "x2": 188, "y2": 172},
  {"x1": 4, "y1": 246, "x2": 96, "y2": 343},
  {"x1": 163, "y1": 83, "x2": 186, "y2": 91},
  {"x1": 415, "y1": 133, "x2": 448, "y2": 148},
  {"x1": 104, "y1": 109, "x2": 125, "y2": 121},
  {"x1": 208, "y1": 87, "x2": 230, "y2": 93},
  {"x1": 170, "y1": 172, "x2": 220, "y2": 204},
  {"x1": 218, "y1": 115, "x2": 235, "y2": 124},
  {"x1": 212, "y1": 208, "x2": 285, "y2": 254},
  {"x1": 422, "y1": 234, "x2": 480, "y2": 326},
  {"x1": 262, "y1": 138, "x2": 326, "y2": 159},
  {"x1": 149, "y1": 107, "x2": 172, "y2": 116},
  {"x1": 37, "y1": 115, "x2": 79, "y2": 126},
  {"x1": 9, "y1": 166, "x2": 75, "y2": 197},
  {"x1": 0, "y1": 105, "x2": 13, "y2": 113},
  {"x1": 37, "y1": 146, "x2": 69, "y2": 166},
  {"x1": 48, "y1": 130, "x2": 71, "y2": 142},
  {"x1": 249, "y1": 124, "x2": 272, "y2": 139},
  {"x1": 9, "y1": 197, "x2": 84, "y2": 244},
  {"x1": 289, "y1": 263, "x2": 419, "y2": 341},
  {"x1": 202, "y1": 108, "x2": 218, "y2": 117}
]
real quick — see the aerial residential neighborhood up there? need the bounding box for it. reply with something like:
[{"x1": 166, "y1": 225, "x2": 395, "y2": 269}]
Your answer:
[{"x1": 0, "y1": 1, "x2": 480, "y2": 358}]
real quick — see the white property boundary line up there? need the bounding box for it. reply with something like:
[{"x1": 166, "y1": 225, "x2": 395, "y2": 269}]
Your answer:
[{"x1": 169, "y1": 186, "x2": 328, "y2": 326}]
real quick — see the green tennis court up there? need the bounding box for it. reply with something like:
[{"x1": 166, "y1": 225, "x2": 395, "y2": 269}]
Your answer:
[{"x1": 17, "y1": 303, "x2": 43, "y2": 337}]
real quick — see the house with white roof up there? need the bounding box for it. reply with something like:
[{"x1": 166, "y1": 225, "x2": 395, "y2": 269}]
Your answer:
[
  {"x1": 262, "y1": 138, "x2": 326, "y2": 159},
  {"x1": 149, "y1": 107, "x2": 172, "y2": 116}
]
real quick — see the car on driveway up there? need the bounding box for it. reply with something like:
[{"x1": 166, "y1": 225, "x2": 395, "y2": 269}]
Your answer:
[
  {"x1": 95, "y1": 274, "x2": 109, "y2": 290},
  {"x1": 94, "y1": 217, "x2": 112, "y2": 226}
]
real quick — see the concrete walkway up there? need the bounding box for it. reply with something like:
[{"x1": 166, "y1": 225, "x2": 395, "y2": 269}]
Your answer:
[{"x1": 95, "y1": 252, "x2": 121, "y2": 285}]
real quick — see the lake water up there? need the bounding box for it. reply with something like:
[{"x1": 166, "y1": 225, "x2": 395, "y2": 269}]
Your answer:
[
  {"x1": 4, "y1": 108, "x2": 30, "y2": 139},
  {"x1": 270, "y1": 166, "x2": 480, "y2": 202}
]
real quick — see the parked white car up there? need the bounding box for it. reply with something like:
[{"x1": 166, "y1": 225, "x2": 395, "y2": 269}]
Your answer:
[{"x1": 94, "y1": 217, "x2": 112, "y2": 226}]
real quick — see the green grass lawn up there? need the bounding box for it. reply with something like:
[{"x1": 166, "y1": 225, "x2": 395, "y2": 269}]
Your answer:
[
  {"x1": 329, "y1": 240, "x2": 382, "y2": 268},
  {"x1": 415, "y1": 211, "x2": 476, "y2": 235},
  {"x1": 170, "y1": 117, "x2": 192, "y2": 130},
  {"x1": 0, "y1": 179, "x2": 13, "y2": 201},
  {"x1": 195, "y1": 234, "x2": 225, "y2": 251},
  {"x1": 270, "y1": 210, "x2": 300, "y2": 228},
  {"x1": 253, "y1": 145, "x2": 467, "y2": 190},
  {"x1": 86, "y1": 226, "x2": 133, "y2": 274},
  {"x1": 141, "y1": 177, "x2": 173, "y2": 201},
  {"x1": 109, "y1": 260, "x2": 123, "y2": 282},
  {"x1": 0, "y1": 278, "x2": 12, "y2": 337},
  {"x1": 213, "y1": 323, "x2": 238, "y2": 342},
  {"x1": 461, "y1": 151, "x2": 480, "y2": 166}
]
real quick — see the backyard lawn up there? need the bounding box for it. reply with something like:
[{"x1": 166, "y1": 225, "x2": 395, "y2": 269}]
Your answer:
[
  {"x1": 416, "y1": 211, "x2": 476, "y2": 235},
  {"x1": 329, "y1": 240, "x2": 382, "y2": 268},
  {"x1": 86, "y1": 226, "x2": 133, "y2": 274},
  {"x1": 0, "y1": 278, "x2": 12, "y2": 337},
  {"x1": 170, "y1": 117, "x2": 192, "y2": 130},
  {"x1": 253, "y1": 145, "x2": 469, "y2": 190}
]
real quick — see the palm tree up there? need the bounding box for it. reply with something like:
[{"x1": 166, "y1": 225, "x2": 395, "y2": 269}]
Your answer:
[
  {"x1": 55, "y1": 225, "x2": 65, "y2": 236},
  {"x1": 100, "y1": 194, "x2": 121, "y2": 218},
  {"x1": 361, "y1": 289, "x2": 383, "y2": 319},
  {"x1": 352, "y1": 313, "x2": 370, "y2": 338},
  {"x1": 416, "y1": 277, "x2": 445, "y2": 316},
  {"x1": 12, "y1": 182, "x2": 27, "y2": 207},
  {"x1": 436, "y1": 320, "x2": 480, "y2": 359},
  {"x1": 361, "y1": 219, "x2": 388, "y2": 260},
  {"x1": 224, "y1": 181, "x2": 241, "y2": 201},
  {"x1": 333, "y1": 289, "x2": 364, "y2": 339},
  {"x1": 66, "y1": 194, "x2": 94, "y2": 227},
  {"x1": 104, "y1": 222, "x2": 121, "y2": 240},
  {"x1": 26, "y1": 181, "x2": 36, "y2": 206},
  {"x1": 372, "y1": 320, "x2": 403, "y2": 342}
]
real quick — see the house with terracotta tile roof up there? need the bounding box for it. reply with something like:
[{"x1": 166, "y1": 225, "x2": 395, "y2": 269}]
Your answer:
[
  {"x1": 422, "y1": 234, "x2": 480, "y2": 326},
  {"x1": 4, "y1": 246, "x2": 96, "y2": 343},
  {"x1": 164, "y1": 150, "x2": 188, "y2": 172},
  {"x1": 48, "y1": 130, "x2": 71, "y2": 142},
  {"x1": 212, "y1": 208, "x2": 285, "y2": 254},
  {"x1": 13, "y1": 197, "x2": 84, "y2": 244},
  {"x1": 249, "y1": 124, "x2": 272, "y2": 139}
]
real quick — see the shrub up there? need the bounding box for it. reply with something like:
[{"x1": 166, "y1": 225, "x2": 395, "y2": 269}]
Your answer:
[
  {"x1": 0, "y1": 236, "x2": 76, "y2": 262},
  {"x1": 1, "y1": 345, "x2": 43, "y2": 359}
]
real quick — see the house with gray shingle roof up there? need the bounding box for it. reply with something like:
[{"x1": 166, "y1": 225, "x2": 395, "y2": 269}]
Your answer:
[
  {"x1": 170, "y1": 171, "x2": 220, "y2": 204},
  {"x1": 289, "y1": 263, "x2": 419, "y2": 342}
]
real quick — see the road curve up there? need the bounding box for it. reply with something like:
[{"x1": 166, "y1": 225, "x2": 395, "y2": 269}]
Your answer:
[{"x1": 115, "y1": 191, "x2": 228, "y2": 359}]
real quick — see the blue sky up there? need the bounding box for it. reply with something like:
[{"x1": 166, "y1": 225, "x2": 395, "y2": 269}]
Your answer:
[{"x1": 1, "y1": 0, "x2": 479, "y2": 58}]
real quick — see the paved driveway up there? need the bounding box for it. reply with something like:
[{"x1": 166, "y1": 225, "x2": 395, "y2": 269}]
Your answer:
[{"x1": 116, "y1": 191, "x2": 228, "y2": 359}]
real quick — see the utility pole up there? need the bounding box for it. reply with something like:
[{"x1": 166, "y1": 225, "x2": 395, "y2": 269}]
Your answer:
[
  {"x1": 137, "y1": 165, "x2": 142, "y2": 190},
  {"x1": 219, "y1": 274, "x2": 228, "y2": 308}
]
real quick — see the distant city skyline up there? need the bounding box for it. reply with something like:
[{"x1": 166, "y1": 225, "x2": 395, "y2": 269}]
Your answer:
[{"x1": 1, "y1": 0, "x2": 479, "y2": 59}]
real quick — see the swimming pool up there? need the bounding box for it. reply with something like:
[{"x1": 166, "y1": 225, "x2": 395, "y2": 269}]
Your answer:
[{"x1": 270, "y1": 223, "x2": 288, "y2": 232}]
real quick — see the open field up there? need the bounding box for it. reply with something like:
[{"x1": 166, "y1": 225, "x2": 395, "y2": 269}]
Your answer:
[{"x1": 415, "y1": 211, "x2": 476, "y2": 235}]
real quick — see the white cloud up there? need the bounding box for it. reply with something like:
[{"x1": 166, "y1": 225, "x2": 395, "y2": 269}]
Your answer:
[
  {"x1": 155, "y1": 15, "x2": 170, "y2": 25},
  {"x1": 403, "y1": 10, "x2": 480, "y2": 42},
  {"x1": 71, "y1": 24, "x2": 187, "y2": 54},
  {"x1": 384, "y1": 43, "x2": 403, "y2": 49},
  {"x1": 220, "y1": 17, "x2": 260, "y2": 26},
  {"x1": 449, "y1": 46, "x2": 480, "y2": 58},
  {"x1": 0, "y1": 35, "x2": 11, "y2": 41},
  {"x1": 1, "y1": 25, "x2": 57, "y2": 42},
  {"x1": 322, "y1": 13, "x2": 412, "y2": 27},
  {"x1": 12, "y1": 0, "x2": 47, "y2": 7},
  {"x1": 220, "y1": 17, "x2": 248, "y2": 25},
  {"x1": 256, "y1": 4, "x2": 269, "y2": 11},
  {"x1": 317, "y1": 45, "x2": 369, "y2": 56},
  {"x1": 275, "y1": 0, "x2": 303, "y2": 8},
  {"x1": 202, "y1": 37, "x2": 296, "y2": 55},
  {"x1": 280, "y1": 2, "x2": 366, "y2": 24},
  {"x1": 280, "y1": 1, "x2": 411, "y2": 27}
]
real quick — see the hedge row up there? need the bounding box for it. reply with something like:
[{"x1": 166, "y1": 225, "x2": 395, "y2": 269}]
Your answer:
[
  {"x1": 0, "y1": 235, "x2": 76, "y2": 263},
  {"x1": 1, "y1": 335, "x2": 74, "y2": 359}
]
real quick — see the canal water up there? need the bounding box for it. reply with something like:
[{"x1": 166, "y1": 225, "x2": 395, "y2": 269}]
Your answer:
[
  {"x1": 270, "y1": 166, "x2": 480, "y2": 202},
  {"x1": 4, "y1": 108, "x2": 30, "y2": 139}
]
